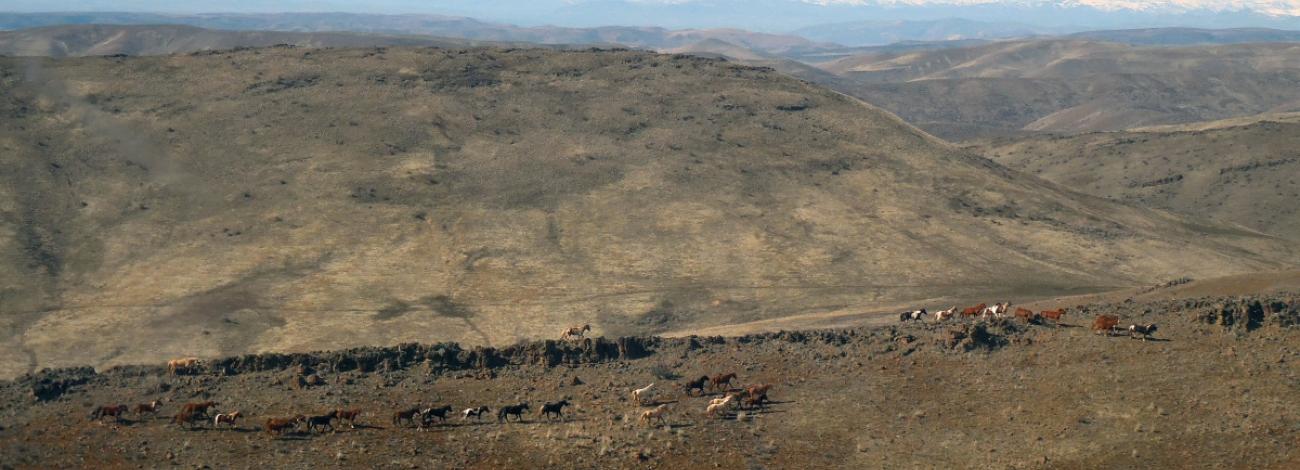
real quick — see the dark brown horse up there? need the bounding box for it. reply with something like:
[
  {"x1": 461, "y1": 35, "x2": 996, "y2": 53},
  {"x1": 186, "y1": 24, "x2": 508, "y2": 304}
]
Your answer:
[
  {"x1": 709, "y1": 373, "x2": 737, "y2": 391},
  {"x1": 682, "y1": 376, "x2": 709, "y2": 396},
  {"x1": 90, "y1": 405, "x2": 129, "y2": 422}
]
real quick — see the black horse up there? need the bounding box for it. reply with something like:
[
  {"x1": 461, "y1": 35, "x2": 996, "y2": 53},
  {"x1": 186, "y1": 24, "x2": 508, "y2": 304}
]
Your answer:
[
  {"x1": 304, "y1": 413, "x2": 336, "y2": 433},
  {"x1": 497, "y1": 403, "x2": 529, "y2": 423},
  {"x1": 539, "y1": 400, "x2": 571, "y2": 421},
  {"x1": 682, "y1": 376, "x2": 709, "y2": 396},
  {"x1": 419, "y1": 405, "x2": 454, "y2": 428}
]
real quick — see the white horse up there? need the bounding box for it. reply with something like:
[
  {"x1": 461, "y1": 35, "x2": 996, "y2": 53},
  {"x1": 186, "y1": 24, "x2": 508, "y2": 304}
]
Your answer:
[
  {"x1": 933, "y1": 306, "x2": 957, "y2": 322},
  {"x1": 632, "y1": 383, "x2": 655, "y2": 403},
  {"x1": 983, "y1": 302, "x2": 1010, "y2": 319}
]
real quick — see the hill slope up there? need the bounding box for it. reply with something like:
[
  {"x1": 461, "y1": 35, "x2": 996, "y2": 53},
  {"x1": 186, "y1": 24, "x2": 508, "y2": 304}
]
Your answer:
[
  {"x1": 0, "y1": 47, "x2": 1295, "y2": 378},
  {"x1": 972, "y1": 113, "x2": 1300, "y2": 240},
  {"x1": 813, "y1": 40, "x2": 1300, "y2": 140}
]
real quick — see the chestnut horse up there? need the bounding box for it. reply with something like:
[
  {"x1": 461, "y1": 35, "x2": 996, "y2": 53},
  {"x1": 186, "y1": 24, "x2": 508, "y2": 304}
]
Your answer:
[
  {"x1": 960, "y1": 303, "x2": 987, "y2": 318},
  {"x1": 265, "y1": 416, "x2": 303, "y2": 437},
  {"x1": 1092, "y1": 315, "x2": 1120, "y2": 335},
  {"x1": 709, "y1": 373, "x2": 737, "y2": 391},
  {"x1": 167, "y1": 357, "x2": 199, "y2": 375},
  {"x1": 1013, "y1": 307, "x2": 1037, "y2": 323},
  {"x1": 1040, "y1": 308, "x2": 1066, "y2": 326}
]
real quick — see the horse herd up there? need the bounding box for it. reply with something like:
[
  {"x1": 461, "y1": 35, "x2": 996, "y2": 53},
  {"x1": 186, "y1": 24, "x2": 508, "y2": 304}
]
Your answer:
[
  {"x1": 90, "y1": 354, "x2": 773, "y2": 439},
  {"x1": 900, "y1": 303, "x2": 1157, "y2": 340}
]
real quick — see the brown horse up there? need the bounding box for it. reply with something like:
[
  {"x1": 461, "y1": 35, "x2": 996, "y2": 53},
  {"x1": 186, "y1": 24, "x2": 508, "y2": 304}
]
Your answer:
[
  {"x1": 1014, "y1": 307, "x2": 1038, "y2": 323},
  {"x1": 180, "y1": 401, "x2": 219, "y2": 417},
  {"x1": 1092, "y1": 315, "x2": 1120, "y2": 335},
  {"x1": 167, "y1": 357, "x2": 199, "y2": 375},
  {"x1": 393, "y1": 407, "x2": 422, "y2": 427},
  {"x1": 961, "y1": 303, "x2": 987, "y2": 318},
  {"x1": 133, "y1": 400, "x2": 163, "y2": 416},
  {"x1": 90, "y1": 405, "x2": 129, "y2": 422},
  {"x1": 335, "y1": 408, "x2": 363, "y2": 429},
  {"x1": 1040, "y1": 308, "x2": 1066, "y2": 326},
  {"x1": 709, "y1": 373, "x2": 737, "y2": 391},
  {"x1": 265, "y1": 416, "x2": 303, "y2": 437}
]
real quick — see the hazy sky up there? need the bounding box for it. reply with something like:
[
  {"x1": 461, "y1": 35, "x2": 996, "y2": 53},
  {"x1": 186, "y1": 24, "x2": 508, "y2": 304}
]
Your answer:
[{"x1": 3, "y1": 0, "x2": 1298, "y2": 31}]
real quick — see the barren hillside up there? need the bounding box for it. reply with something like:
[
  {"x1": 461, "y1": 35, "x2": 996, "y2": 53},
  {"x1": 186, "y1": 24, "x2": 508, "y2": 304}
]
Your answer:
[
  {"x1": 0, "y1": 46, "x2": 1296, "y2": 378},
  {"x1": 972, "y1": 113, "x2": 1300, "y2": 239}
]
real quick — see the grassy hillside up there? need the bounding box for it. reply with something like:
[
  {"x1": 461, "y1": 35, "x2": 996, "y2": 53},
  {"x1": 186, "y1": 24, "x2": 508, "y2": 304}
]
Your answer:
[
  {"x1": 972, "y1": 113, "x2": 1300, "y2": 240},
  {"x1": 0, "y1": 46, "x2": 1295, "y2": 378}
]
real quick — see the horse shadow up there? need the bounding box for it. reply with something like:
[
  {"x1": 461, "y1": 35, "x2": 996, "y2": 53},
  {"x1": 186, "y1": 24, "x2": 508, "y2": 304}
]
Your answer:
[
  {"x1": 640, "y1": 399, "x2": 679, "y2": 407},
  {"x1": 351, "y1": 424, "x2": 385, "y2": 431}
]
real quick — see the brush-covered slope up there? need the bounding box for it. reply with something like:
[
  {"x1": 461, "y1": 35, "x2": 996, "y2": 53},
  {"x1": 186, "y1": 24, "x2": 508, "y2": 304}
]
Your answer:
[
  {"x1": 816, "y1": 40, "x2": 1300, "y2": 140},
  {"x1": 0, "y1": 47, "x2": 1295, "y2": 378},
  {"x1": 0, "y1": 24, "x2": 490, "y2": 57},
  {"x1": 973, "y1": 113, "x2": 1300, "y2": 240}
]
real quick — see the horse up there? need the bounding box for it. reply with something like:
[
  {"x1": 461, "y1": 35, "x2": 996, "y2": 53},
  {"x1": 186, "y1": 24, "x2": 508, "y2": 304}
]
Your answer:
[
  {"x1": 709, "y1": 393, "x2": 742, "y2": 408},
  {"x1": 334, "y1": 408, "x2": 363, "y2": 429},
  {"x1": 639, "y1": 404, "x2": 669, "y2": 426},
  {"x1": 1092, "y1": 315, "x2": 1120, "y2": 335},
  {"x1": 393, "y1": 407, "x2": 423, "y2": 427},
  {"x1": 709, "y1": 373, "x2": 737, "y2": 391},
  {"x1": 705, "y1": 396, "x2": 734, "y2": 418},
  {"x1": 305, "y1": 413, "x2": 336, "y2": 433},
  {"x1": 497, "y1": 403, "x2": 530, "y2": 423},
  {"x1": 214, "y1": 411, "x2": 242, "y2": 428},
  {"x1": 560, "y1": 324, "x2": 591, "y2": 341},
  {"x1": 172, "y1": 410, "x2": 204, "y2": 429},
  {"x1": 90, "y1": 405, "x2": 129, "y2": 422},
  {"x1": 167, "y1": 357, "x2": 199, "y2": 375},
  {"x1": 180, "y1": 401, "x2": 219, "y2": 417},
  {"x1": 961, "y1": 303, "x2": 987, "y2": 318},
  {"x1": 682, "y1": 376, "x2": 709, "y2": 396},
  {"x1": 983, "y1": 302, "x2": 1010, "y2": 319},
  {"x1": 1040, "y1": 308, "x2": 1066, "y2": 326},
  {"x1": 1129, "y1": 323, "x2": 1158, "y2": 341},
  {"x1": 742, "y1": 394, "x2": 769, "y2": 410},
  {"x1": 1014, "y1": 307, "x2": 1038, "y2": 323},
  {"x1": 900, "y1": 308, "x2": 927, "y2": 322},
  {"x1": 539, "y1": 400, "x2": 571, "y2": 421},
  {"x1": 933, "y1": 307, "x2": 957, "y2": 322},
  {"x1": 133, "y1": 400, "x2": 163, "y2": 417},
  {"x1": 417, "y1": 405, "x2": 454, "y2": 430},
  {"x1": 462, "y1": 406, "x2": 490, "y2": 421},
  {"x1": 265, "y1": 416, "x2": 302, "y2": 437},
  {"x1": 744, "y1": 384, "x2": 772, "y2": 401},
  {"x1": 632, "y1": 383, "x2": 655, "y2": 403}
]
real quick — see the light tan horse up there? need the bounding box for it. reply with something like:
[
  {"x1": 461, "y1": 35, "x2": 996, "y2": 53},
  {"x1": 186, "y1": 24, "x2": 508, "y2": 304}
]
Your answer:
[
  {"x1": 167, "y1": 357, "x2": 199, "y2": 375},
  {"x1": 639, "y1": 404, "x2": 669, "y2": 426},
  {"x1": 560, "y1": 324, "x2": 591, "y2": 340}
]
